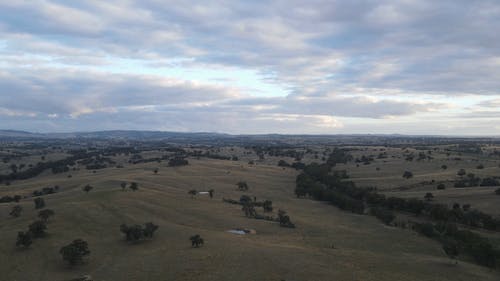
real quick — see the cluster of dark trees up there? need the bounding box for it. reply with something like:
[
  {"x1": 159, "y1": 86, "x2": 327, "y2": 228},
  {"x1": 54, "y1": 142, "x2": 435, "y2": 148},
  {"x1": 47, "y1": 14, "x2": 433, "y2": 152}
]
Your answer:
[
  {"x1": 412, "y1": 221, "x2": 498, "y2": 267},
  {"x1": 295, "y1": 149, "x2": 500, "y2": 268},
  {"x1": 33, "y1": 186, "x2": 59, "y2": 196},
  {"x1": 454, "y1": 173, "x2": 500, "y2": 188},
  {"x1": 120, "y1": 223, "x2": 159, "y2": 242},
  {"x1": 16, "y1": 220, "x2": 48, "y2": 248},
  {"x1": 0, "y1": 194, "x2": 22, "y2": 203},
  {"x1": 168, "y1": 157, "x2": 189, "y2": 167}
]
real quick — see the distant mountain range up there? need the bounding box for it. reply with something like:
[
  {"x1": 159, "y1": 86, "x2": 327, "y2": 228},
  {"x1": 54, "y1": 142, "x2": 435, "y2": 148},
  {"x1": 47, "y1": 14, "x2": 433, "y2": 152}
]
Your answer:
[{"x1": 0, "y1": 129, "x2": 498, "y2": 145}]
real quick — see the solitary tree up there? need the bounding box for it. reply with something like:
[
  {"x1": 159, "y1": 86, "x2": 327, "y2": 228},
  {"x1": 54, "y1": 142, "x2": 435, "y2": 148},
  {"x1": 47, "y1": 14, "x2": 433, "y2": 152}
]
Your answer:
[
  {"x1": 120, "y1": 182, "x2": 127, "y2": 191},
  {"x1": 16, "y1": 231, "x2": 32, "y2": 248},
  {"x1": 129, "y1": 182, "x2": 139, "y2": 191},
  {"x1": 60, "y1": 239, "x2": 90, "y2": 266},
  {"x1": 38, "y1": 209, "x2": 55, "y2": 223},
  {"x1": 34, "y1": 197, "x2": 45, "y2": 209},
  {"x1": 83, "y1": 184, "x2": 93, "y2": 193},
  {"x1": 190, "y1": 234, "x2": 204, "y2": 247},
  {"x1": 10, "y1": 205, "x2": 23, "y2": 217},
  {"x1": 236, "y1": 181, "x2": 249, "y2": 191}
]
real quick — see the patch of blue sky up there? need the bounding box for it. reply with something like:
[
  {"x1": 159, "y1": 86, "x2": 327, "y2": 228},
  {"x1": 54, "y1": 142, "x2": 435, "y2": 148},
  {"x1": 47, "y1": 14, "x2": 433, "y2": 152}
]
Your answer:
[{"x1": 98, "y1": 58, "x2": 290, "y2": 98}]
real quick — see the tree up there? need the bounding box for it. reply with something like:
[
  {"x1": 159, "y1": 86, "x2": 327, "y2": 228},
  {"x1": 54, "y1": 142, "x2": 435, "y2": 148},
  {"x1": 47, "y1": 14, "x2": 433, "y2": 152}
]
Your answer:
[
  {"x1": 236, "y1": 181, "x2": 249, "y2": 191},
  {"x1": 38, "y1": 209, "x2": 55, "y2": 223},
  {"x1": 424, "y1": 192, "x2": 434, "y2": 201},
  {"x1": 154, "y1": 168, "x2": 158, "y2": 174},
  {"x1": 120, "y1": 182, "x2": 127, "y2": 191},
  {"x1": 190, "y1": 234, "x2": 204, "y2": 247},
  {"x1": 402, "y1": 171, "x2": 413, "y2": 179},
  {"x1": 441, "y1": 165, "x2": 448, "y2": 170},
  {"x1": 28, "y1": 220, "x2": 47, "y2": 238},
  {"x1": 16, "y1": 231, "x2": 32, "y2": 248},
  {"x1": 60, "y1": 239, "x2": 90, "y2": 266},
  {"x1": 82, "y1": 184, "x2": 93, "y2": 193},
  {"x1": 34, "y1": 197, "x2": 45, "y2": 209},
  {"x1": 188, "y1": 189, "x2": 197, "y2": 198},
  {"x1": 437, "y1": 183, "x2": 446, "y2": 190},
  {"x1": 208, "y1": 189, "x2": 214, "y2": 199},
  {"x1": 457, "y1": 169, "x2": 466, "y2": 176},
  {"x1": 129, "y1": 182, "x2": 138, "y2": 191},
  {"x1": 495, "y1": 188, "x2": 500, "y2": 195},
  {"x1": 10, "y1": 205, "x2": 22, "y2": 217},
  {"x1": 476, "y1": 164, "x2": 484, "y2": 169}
]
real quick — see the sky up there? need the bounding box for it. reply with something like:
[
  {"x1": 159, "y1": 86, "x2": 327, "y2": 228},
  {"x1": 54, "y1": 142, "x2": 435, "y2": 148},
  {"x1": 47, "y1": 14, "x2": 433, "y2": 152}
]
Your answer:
[{"x1": 0, "y1": 0, "x2": 499, "y2": 135}]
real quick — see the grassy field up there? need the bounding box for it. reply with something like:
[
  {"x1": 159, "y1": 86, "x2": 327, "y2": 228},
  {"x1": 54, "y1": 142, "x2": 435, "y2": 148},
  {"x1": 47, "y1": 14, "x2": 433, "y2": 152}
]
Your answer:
[{"x1": 1, "y1": 156, "x2": 499, "y2": 281}]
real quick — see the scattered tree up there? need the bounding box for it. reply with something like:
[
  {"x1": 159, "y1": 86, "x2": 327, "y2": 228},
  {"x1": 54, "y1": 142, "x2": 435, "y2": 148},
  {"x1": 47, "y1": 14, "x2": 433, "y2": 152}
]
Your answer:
[
  {"x1": 38, "y1": 209, "x2": 55, "y2": 223},
  {"x1": 60, "y1": 239, "x2": 90, "y2": 266},
  {"x1": 402, "y1": 171, "x2": 413, "y2": 179},
  {"x1": 120, "y1": 182, "x2": 127, "y2": 191},
  {"x1": 236, "y1": 181, "x2": 249, "y2": 191},
  {"x1": 129, "y1": 182, "x2": 139, "y2": 191},
  {"x1": 277, "y1": 210, "x2": 295, "y2": 228},
  {"x1": 120, "y1": 223, "x2": 159, "y2": 242},
  {"x1": 495, "y1": 188, "x2": 500, "y2": 195},
  {"x1": 441, "y1": 165, "x2": 448, "y2": 170},
  {"x1": 154, "y1": 168, "x2": 158, "y2": 174},
  {"x1": 34, "y1": 197, "x2": 45, "y2": 209},
  {"x1": 10, "y1": 205, "x2": 22, "y2": 217},
  {"x1": 82, "y1": 184, "x2": 93, "y2": 193},
  {"x1": 424, "y1": 192, "x2": 434, "y2": 201},
  {"x1": 263, "y1": 200, "x2": 273, "y2": 212},
  {"x1": 437, "y1": 183, "x2": 446, "y2": 190},
  {"x1": 28, "y1": 220, "x2": 47, "y2": 238},
  {"x1": 457, "y1": 169, "x2": 466, "y2": 176},
  {"x1": 188, "y1": 189, "x2": 197, "y2": 198},
  {"x1": 442, "y1": 239, "x2": 459, "y2": 264},
  {"x1": 16, "y1": 231, "x2": 32, "y2": 248},
  {"x1": 190, "y1": 234, "x2": 204, "y2": 247}
]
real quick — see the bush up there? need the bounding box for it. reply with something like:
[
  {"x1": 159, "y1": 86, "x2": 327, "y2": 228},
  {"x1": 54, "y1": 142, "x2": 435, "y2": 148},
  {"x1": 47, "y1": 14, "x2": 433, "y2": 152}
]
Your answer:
[{"x1": 60, "y1": 239, "x2": 90, "y2": 266}]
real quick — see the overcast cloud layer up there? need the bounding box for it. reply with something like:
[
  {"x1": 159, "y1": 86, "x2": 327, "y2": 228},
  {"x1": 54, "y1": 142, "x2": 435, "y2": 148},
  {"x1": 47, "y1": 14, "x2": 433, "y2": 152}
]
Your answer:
[{"x1": 1, "y1": 0, "x2": 499, "y2": 135}]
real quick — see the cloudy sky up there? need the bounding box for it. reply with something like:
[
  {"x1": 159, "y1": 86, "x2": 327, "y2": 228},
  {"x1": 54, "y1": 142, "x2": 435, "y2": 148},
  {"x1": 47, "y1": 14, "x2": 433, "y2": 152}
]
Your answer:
[{"x1": 1, "y1": 1, "x2": 499, "y2": 135}]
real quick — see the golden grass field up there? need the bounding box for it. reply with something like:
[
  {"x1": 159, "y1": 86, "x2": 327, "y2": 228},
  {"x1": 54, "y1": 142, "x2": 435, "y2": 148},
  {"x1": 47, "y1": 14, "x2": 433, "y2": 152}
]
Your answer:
[{"x1": 1, "y1": 148, "x2": 500, "y2": 281}]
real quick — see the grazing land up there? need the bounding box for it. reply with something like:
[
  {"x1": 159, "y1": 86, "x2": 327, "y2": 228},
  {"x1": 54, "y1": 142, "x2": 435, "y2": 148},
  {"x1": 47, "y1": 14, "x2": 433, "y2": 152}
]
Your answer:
[{"x1": 0, "y1": 132, "x2": 499, "y2": 281}]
